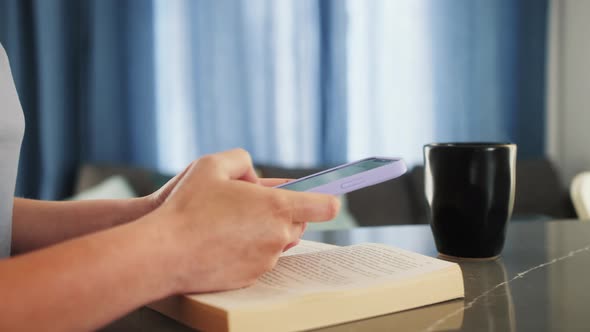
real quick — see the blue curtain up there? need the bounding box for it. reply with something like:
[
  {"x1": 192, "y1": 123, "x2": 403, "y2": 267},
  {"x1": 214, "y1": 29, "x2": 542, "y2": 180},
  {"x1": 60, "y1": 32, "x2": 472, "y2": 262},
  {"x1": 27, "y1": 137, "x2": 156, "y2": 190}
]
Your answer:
[
  {"x1": 0, "y1": 0, "x2": 158, "y2": 199},
  {"x1": 0, "y1": 0, "x2": 548, "y2": 199},
  {"x1": 430, "y1": 0, "x2": 548, "y2": 158},
  {"x1": 152, "y1": 0, "x2": 347, "y2": 172}
]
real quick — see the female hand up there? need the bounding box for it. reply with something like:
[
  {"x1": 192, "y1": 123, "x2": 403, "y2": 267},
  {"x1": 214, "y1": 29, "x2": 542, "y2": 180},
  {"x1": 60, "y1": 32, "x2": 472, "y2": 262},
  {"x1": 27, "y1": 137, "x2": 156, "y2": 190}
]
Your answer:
[{"x1": 146, "y1": 149, "x2": 338, "y2": 294}]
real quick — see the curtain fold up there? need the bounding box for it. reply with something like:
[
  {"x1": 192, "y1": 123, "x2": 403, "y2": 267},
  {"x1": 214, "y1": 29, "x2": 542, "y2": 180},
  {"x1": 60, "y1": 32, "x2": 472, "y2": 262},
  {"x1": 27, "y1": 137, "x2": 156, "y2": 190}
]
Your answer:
[
  {"x1": 154, "y1": 0, "x2": 342, "y2": 172},
  {"x1": 0, "y1": 0, "x2": 42, "y2": 199},
  {"x1": 0, "y1": 0, "x2": 548, "y2": 199},
  {"x1": 346, "y1": 0, "x2": 547, "y2": 165},
  {"x1": 429, "y1": 0, "x2": 547, "y2": 159},
  {"x1": 0, "y1": 0, "x2": 157, "y2": 199},
  {"x1": 346, "y1": 0, "x2": 435, "y2": 165}
]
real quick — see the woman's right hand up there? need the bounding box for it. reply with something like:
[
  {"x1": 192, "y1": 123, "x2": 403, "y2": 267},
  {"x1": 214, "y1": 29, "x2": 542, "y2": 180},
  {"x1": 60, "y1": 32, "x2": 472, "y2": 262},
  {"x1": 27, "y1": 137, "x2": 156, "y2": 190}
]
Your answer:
[{"x1": 146, "y1": 148, "x2": 339, "y2": 294}]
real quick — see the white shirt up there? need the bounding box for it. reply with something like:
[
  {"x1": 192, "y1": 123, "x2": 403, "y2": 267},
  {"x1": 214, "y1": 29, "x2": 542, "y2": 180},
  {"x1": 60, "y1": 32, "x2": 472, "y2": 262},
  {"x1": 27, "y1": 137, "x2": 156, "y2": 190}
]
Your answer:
[{"x1": 0, "y1": 42, "x2": 25, "y2": 257}]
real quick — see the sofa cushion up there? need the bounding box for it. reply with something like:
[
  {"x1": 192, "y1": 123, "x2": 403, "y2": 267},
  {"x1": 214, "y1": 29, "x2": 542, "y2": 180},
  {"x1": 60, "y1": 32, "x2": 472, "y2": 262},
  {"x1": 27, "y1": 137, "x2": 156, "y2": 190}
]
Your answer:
[
  {"x1": 513, "y1": 159, "x2": 575, "y2": 218},
  {"x1": 74, "y1": 158, "x2": 575, "y2": 228},
  {"x1": 346, "y1": 174, "x2": 417, "y2": 226},
  {"x1": 75, "y1": 164, "x2": 166, "y2": 197},
  {"x1": 69, "y1": 175, "x2": 137, "y2": 200},
  {"x1": 410, "y1": 159, "x2": 576, "y2": 221}
]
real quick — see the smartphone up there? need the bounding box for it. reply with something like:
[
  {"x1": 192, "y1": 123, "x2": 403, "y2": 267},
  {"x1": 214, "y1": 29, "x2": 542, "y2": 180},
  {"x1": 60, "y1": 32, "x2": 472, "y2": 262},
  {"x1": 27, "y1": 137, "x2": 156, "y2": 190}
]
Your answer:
[{"x1": 274, "y1": 157, "x2": 407, "y2": 195}]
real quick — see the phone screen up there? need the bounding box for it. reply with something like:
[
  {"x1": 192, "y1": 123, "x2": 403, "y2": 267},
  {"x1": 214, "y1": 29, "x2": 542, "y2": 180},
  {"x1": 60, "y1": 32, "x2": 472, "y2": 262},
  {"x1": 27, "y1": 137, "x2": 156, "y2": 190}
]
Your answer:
[{"x1": 279, "y1": 158, "x2": 394, "y2": 192}]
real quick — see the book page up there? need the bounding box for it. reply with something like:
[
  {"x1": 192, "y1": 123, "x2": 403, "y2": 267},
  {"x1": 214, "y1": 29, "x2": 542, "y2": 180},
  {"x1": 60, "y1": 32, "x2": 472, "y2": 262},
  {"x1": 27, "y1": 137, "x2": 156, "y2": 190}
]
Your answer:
[
  {"x1": 192, "y1": 242, "x2": 457, "y2": 308},
  {"x1": 259, "y1": 243, "x2": 453, "y2": 291},
  {"x1": 280, "y1": 239, "x2": 339, "y2": 257}
]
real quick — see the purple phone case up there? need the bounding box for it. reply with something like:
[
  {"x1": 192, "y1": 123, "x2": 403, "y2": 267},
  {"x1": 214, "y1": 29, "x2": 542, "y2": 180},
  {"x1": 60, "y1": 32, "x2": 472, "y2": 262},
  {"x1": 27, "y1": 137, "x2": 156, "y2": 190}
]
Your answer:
[{"x1": 274, "y1": 157, "x2": 407, "y2": 195}]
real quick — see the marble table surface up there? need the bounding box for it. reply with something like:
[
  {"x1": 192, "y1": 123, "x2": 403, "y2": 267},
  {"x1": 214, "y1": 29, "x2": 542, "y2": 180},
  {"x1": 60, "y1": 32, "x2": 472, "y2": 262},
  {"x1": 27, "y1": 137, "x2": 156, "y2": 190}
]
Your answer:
[{"x1": 103, "y1": 219, "x2": 590, "y2": 332}]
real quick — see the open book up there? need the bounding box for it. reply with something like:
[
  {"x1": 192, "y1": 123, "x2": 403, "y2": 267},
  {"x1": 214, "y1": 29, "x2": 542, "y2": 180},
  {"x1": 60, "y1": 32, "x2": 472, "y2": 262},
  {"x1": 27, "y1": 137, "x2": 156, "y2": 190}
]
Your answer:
[{"x1": 149, "y1": 240, "x2": 464, "y2": 332}]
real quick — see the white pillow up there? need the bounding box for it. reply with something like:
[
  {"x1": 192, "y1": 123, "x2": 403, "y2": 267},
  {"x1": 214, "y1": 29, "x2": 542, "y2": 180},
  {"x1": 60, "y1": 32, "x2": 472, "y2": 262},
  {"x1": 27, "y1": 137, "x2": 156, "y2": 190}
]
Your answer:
[
  {"x1": 571, "y1": 171, "x2": 590, "y2": 220},
  {"x1": 68, "y1": 175, "x2": 137, "y2": 201}
]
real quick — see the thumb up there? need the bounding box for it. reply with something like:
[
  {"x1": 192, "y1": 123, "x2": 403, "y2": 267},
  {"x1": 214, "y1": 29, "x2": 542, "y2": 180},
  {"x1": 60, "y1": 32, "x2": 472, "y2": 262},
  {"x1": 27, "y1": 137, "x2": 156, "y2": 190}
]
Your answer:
[{"x1": 198, "y1": 148, "x2": 258, "y2": 183}]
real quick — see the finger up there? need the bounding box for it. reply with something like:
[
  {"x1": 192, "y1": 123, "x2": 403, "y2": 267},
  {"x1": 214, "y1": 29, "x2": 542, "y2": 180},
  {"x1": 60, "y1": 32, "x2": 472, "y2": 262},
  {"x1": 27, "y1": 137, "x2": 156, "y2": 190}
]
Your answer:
[
  {"x1": 164, "y1": 161, "x2": 193, "y2": 190},
  {"x1": 259, "y1": 178, "x2": 293, "y2": 187},
  {"x1": 283, "y1": 240, "x2": 300, "y2": 252},
  {"x1": 199, "y1": 148, "x2": 258, "y2": 183},
  {"x1": 276, "y1": 189, "x2": 340, "y2": 223},
  {"x1": 152, "y1": 161, "x2": 195, "y2": 203},
  {"x1": 283, "y1": 222, "x2": 306, "y2": 251}
]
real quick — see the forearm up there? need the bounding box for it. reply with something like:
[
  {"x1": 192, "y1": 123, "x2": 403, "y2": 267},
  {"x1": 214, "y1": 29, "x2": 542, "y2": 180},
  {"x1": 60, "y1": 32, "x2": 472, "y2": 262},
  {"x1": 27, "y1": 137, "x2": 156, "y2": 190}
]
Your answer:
[
  {"x1": 12, "y1": 197, "x2": 154, "y2": 255},
  {"x1": 0, "y1": 212, "x2": 177, "y2": 331}
]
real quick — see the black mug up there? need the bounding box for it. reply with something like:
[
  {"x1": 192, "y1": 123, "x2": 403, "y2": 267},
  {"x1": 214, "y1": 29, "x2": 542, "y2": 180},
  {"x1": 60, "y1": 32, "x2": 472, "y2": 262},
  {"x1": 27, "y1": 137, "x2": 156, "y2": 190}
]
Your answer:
[{"x1": 424, "y1": 142, "x2": 517, "y2": 260}]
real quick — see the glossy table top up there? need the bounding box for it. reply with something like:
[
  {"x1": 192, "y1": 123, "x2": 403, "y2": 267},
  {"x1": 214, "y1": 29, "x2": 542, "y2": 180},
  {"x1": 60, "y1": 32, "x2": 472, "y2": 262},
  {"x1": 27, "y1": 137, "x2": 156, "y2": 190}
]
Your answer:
[{"x1": 102, "y1": 219, "x2": 590, "y2": 332}]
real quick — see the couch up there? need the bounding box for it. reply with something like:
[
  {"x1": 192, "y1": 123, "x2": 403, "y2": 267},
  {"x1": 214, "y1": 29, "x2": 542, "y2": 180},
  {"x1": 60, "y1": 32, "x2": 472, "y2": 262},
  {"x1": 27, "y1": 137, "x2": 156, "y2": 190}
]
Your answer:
[{"x1": 73, "y1": 159, "x2": 576, "y2": 227}]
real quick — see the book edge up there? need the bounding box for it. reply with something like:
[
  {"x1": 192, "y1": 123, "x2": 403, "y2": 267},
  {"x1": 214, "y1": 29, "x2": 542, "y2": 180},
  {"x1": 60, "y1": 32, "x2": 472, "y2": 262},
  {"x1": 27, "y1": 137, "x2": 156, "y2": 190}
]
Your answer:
[{"x1": 152, "y1": 264, "x2": 464, "y2": 332}]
